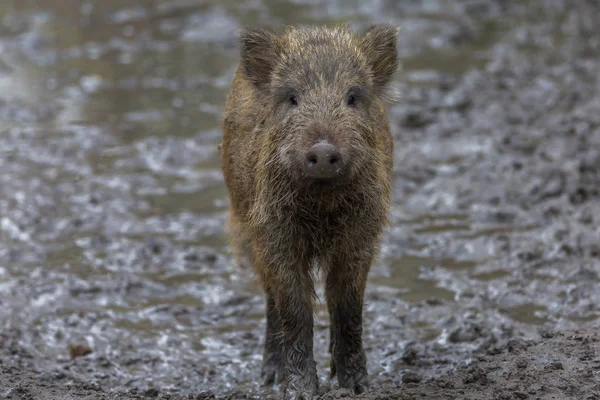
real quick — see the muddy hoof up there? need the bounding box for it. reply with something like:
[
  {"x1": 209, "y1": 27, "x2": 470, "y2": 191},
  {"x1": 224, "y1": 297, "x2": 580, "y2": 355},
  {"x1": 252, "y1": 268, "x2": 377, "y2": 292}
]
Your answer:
[
  {"x1": 283, "y1": 387, "x2": 319, "y2": 400},
  {"x1": 282, "y1": 374, "x2": 318, "y2": 400},
  {"x1": 349, "y1": 375, "x2": 368, "y2": 395},
  {"x1": 331, "y1": 354, "x2": 369, "y2": 395}
]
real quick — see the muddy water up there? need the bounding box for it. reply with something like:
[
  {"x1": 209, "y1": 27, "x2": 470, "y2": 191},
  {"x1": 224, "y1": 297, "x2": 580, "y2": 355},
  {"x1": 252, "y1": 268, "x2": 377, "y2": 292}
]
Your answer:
[{"x1": 1, "y1": 1, "x2": 600, "y2": 399}]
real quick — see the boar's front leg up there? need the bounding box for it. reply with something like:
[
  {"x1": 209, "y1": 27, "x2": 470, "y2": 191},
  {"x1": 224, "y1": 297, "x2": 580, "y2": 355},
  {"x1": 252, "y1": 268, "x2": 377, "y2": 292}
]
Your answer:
[
  {"x1": 233, "y1": 227, "x2": 285, "y2": 386},
  {"x1": 262, "y1": 258, "x2": 318, "y2": 400},
  {"x1": 325, "y1": 247, "x2": 372, "y2": 394}
]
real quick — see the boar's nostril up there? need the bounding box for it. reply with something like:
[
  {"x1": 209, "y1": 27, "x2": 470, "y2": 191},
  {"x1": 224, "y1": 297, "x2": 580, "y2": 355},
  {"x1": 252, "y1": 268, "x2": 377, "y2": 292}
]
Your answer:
[{"x1": 304, "y1": 142, "x2": 344, "y2": 180}]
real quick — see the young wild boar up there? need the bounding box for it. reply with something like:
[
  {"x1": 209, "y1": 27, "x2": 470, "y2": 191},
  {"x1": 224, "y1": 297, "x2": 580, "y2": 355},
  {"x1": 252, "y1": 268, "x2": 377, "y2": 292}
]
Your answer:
[{"x1": 220, "y1": 24, "x2": 398, "y2": 399}]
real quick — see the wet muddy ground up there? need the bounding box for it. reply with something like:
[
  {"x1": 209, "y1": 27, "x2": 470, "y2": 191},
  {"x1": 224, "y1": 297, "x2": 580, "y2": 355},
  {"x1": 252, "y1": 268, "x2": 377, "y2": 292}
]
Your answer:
[{"x1": 1, "y1": 0, "x2": 599, "y2": 399}]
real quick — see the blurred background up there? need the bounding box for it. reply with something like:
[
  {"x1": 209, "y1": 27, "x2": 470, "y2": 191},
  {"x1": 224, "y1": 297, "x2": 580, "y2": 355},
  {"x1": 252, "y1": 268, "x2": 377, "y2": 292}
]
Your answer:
[{"x1": 0, "y1": 0, "x2": 599, "y2": 398}]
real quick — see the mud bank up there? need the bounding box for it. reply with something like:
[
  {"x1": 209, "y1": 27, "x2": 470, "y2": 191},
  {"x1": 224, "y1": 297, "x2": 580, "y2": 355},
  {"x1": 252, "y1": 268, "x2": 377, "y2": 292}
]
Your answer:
[{"x1": 2, "y1": 328, "x2": 599, "y2": 399}]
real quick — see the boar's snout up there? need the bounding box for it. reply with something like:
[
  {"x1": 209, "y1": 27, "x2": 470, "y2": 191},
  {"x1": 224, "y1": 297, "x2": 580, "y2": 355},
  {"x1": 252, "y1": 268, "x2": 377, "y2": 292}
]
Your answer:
[{"x1": 303, "y1": 140, "x2": 345, "y2": 180}]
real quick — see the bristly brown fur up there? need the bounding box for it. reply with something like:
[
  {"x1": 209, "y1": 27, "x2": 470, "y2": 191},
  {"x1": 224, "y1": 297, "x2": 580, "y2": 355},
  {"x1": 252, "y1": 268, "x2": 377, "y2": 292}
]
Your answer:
[{"x1": 220, "y1": 23, "x2": 399, "y2": 400}]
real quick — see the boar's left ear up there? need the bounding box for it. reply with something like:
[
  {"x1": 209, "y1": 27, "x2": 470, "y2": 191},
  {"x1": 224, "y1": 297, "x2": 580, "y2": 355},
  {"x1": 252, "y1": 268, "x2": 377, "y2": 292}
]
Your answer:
[
  {"x1": 238, "y1": 27, "x2": 281, "y2": 90},
  {"x1": 360, "y1": 24, "x2": 399, "y2": 90}
]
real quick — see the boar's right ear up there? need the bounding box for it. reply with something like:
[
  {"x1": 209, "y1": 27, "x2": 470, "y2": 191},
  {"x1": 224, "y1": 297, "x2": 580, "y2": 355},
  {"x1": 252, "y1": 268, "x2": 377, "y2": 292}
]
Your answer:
[
  {"x1": 238, "y1": 27, "x2": 280, "y2": 90},
  {"x1": 360, "y1": 24, "x2": 400, "y2": 91}
]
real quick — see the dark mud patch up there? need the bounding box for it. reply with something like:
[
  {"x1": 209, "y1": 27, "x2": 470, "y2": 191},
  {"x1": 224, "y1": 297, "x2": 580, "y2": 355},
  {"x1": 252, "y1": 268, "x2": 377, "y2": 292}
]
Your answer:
[{"x1": 391, "y1": 328, "x2": 600, "y2": 400}]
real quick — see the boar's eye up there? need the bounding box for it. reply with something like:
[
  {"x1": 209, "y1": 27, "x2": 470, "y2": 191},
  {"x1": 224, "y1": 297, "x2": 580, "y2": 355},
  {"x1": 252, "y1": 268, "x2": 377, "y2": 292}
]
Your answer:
[
  {"x1": 289, "y1": 95, "x2": 298, "y2": 106},
  {"x1": 347, "y1": 94, "x2": 357, "y2": 106},
  {"x1": 346, "y1": 87, "x2": 364, "y2": 107}
]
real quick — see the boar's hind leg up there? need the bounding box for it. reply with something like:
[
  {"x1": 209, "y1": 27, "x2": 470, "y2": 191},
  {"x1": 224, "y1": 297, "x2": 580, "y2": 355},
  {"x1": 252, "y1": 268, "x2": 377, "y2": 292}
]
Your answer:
[
  {"x1": 325, "y1": 250, "x2": 371, "y2": 394},
  {"x1": 261, "y1": 289, "x2": 284, "y2": 385}
]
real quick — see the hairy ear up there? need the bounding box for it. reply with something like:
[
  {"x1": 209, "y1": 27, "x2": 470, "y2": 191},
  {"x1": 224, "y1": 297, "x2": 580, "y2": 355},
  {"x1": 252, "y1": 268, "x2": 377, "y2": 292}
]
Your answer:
[
  {"x1": 238, "y1": 27, "x2": 280, "y2": 89},
  {"x1": 360, "y1": 24, "x2": 400, "y2": 90}
]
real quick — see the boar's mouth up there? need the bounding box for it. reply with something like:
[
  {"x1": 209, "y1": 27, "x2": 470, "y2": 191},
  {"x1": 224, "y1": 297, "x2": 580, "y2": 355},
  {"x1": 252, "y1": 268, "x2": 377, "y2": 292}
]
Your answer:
[{"x1": 303, "y1": 175, "x2": 350, "y2": 191}]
